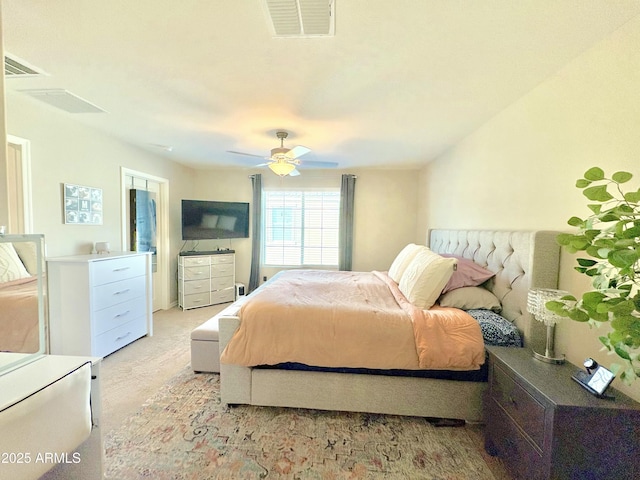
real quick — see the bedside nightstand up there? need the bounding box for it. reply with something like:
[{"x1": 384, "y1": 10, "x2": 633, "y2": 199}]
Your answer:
[{"x1": 485, "y1": 346, "x2": 640, "y2": 480}]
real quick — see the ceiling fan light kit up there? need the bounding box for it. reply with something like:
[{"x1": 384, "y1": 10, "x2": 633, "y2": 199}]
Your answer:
[{"x1": 228, "y1": 130, "x2": 335, "y2": 177}]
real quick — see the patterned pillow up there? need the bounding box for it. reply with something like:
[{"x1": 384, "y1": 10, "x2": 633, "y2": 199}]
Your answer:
[
  {"x1": 0, "y1": 242, "x2": 31, "y2": 283},
  {"x1": 466, "y1": 309, "x2": 522, "y2": 347}
]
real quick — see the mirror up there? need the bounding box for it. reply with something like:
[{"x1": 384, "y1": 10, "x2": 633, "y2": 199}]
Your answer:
[{"x1": 0, "y1": 234, "x2": 47, "y2": 375}]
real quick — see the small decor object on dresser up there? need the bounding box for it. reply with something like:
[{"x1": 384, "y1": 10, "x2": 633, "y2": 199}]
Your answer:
[{"x1": 485, "y1": 346, "x2": 640, "y2": 480}]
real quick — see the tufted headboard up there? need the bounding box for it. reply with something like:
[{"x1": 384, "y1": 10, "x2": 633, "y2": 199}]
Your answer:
[{"x1": 429, "y1": 229, "x2": 560, "y2": 351}]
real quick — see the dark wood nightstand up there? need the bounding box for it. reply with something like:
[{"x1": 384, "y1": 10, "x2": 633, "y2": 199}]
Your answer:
[{"x1": 485, "y1": 346, "x2": 640, "y2": 480}]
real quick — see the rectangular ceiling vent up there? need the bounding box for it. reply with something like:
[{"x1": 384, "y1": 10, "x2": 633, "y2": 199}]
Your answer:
[
  {"x1": 4, "y1": 53, "x2": 48, "y2": 78},
  {"x1": 19, "y1": 89, "x2": 106, "y2": 114},
  {"x1": 264, "y1": 0, "x2": 335, "y2": 37}
]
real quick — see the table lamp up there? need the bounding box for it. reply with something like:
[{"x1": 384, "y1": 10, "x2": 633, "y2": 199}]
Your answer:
[{"x1": 527, "y1": 288, "x2": 569, "y2": 364}]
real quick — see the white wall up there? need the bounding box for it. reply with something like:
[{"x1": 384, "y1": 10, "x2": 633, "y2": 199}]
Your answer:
[
  {"x1": 5, "y1": 92, "x2": 200, "y2": 303},
  {"x1": 420, "y1": 16, "x2": 640, "y2": 401},
  {"x1": 189, "y1": 168, "x2": 420, "y2": 286}
]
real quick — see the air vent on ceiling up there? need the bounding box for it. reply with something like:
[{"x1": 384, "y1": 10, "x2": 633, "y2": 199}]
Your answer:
[
  {"x1": 263, "y1": 0, "x2": 335, "y2": 37},
  {"x1": 4, "y1": 53, "x2": 47, "y2": 77},
  {"x1": 19, "y1": 89, "x2": 106, "y2": 114}
]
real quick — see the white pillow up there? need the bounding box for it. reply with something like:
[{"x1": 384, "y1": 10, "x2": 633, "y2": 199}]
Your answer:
[
  {"x1": 398, "y1": 249, "x2": 457, "y2": 309},
  {"x1": 217, "y1": 215, "x2": 237, "y2": 231},
  {"x1": 200, "y1": 214, "x2": 219, "y2": 228},
  {"x1": 12, "y1": 241, "x2": 39, "y2": 275},
  {"x1": 0, "y1": 243, "x2": 31, "y2": 283},
  {"x1": 388, "y1": 243, "x2": 425, "y2": 283}
]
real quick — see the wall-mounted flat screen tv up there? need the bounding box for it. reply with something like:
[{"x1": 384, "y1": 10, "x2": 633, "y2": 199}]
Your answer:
[{"x1": 182, "y1": 199, "x2": 250, "y2": 240}]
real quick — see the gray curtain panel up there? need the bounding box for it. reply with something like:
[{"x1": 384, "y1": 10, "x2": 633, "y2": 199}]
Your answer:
[
  {"x1": 248, "y1": 174, "x2": 262, "y2": 292},
  {"x1": 339, "y1": 174, "x2": 356, "y2": 271}
]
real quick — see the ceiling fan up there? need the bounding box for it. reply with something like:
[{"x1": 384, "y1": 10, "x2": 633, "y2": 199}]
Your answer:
[{"x1": 227, "y1": 131, "x2": 338, "y2": 176}]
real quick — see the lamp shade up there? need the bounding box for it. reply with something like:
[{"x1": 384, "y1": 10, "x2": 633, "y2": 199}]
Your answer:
[
  {"x1": 269, "y1": 161, "x2": 296, "y2": 176},
  {"x1": 527, "y1": 288, "x2": 568, "y2": 326}
]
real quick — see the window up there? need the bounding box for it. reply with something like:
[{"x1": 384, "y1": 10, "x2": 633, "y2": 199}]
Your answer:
[{"x1": 263, "y1": 190, "x2": 340, "y2": 266}]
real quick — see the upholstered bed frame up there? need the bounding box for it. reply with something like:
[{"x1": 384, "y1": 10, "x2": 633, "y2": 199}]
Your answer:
[{"x1": 218, "y1": 229, "x2": 560, "y2": 421}]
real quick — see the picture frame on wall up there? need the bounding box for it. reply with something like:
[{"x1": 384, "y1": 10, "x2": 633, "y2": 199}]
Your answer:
[{"x1": 63, "y1": 183, "x2": 103, "y2": 225}]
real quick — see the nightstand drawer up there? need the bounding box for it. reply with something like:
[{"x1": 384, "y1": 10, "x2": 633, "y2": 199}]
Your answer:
[
  {"x1": 488, "y1": 398, "x2": 545, "y2": 480},
  {"x1": 491, "y1": 363, "x2": 546, "y2": 449}
]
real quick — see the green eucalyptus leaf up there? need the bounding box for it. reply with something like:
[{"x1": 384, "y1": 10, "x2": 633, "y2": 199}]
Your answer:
[
  {"x1": 609, "y1": 249, "x2": 638, "y2": 268},
  {"x1": 584, "y1": 167, "x2": 605, "y2": 181},
  {"x1": 612, "y1": 171, "x2": 633, "y2": 183},
  {"x1": 567, "y1": 216, "x2": 583, "y2": 227},
  {"x1": 614, "y1": 345, "x2": 632, "y2": 360},
  {"x1": 599, "y1": 336, "x2": 612, "y2": 350},
  {"x1": 576, "y1": 258, "x2": 597, "y2": 267},
  {"x1": 576, "y1": 179, "x2": 592, "y2": 188},
  {"x1": 624, "y1": 190, "x2": 640, "y2": 203},
  {"x1": 584, "y1": 229, "x2": 601, "y2": 241},
  {"x1": 584, "y1": 185, "x2": 614, "y2": 202},
  {"x1": 556, "y1": 233, "x2": 575, "y2": 246},
  {"x1": 587, "y1": 204, "x2": 602, "y2": 214},
  {"x1": 569, "y1": 309, "x2": 590, "y2": 322}
]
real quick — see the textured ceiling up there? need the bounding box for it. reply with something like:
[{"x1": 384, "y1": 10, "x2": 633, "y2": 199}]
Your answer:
[{"x1": 3, "y1": 1, "x2": 640, "y2": 170}]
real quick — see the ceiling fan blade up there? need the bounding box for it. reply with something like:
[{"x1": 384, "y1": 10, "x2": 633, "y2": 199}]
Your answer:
[
  {"x1": 254, "y1": 162, "x2": 271, "y2": 167},
  {"x1": 298, "y1": 160, "x2": 339, "y2": 168},
  {"x1": 227, "y1": 150, "x2": 267, "y2": 159},
  {"x1": 286, "y1": 145, "x2": 311, "y2": 159},
  {"x1": 289, "y1": 168, "x2": 301, "y2": 177}
]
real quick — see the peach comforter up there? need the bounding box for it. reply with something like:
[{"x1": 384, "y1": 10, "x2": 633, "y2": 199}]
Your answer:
[
  {"x1": 0, "y1": 277, "x2": 40, "y2": 353},
  {"x1": 221, "y1": 270, "x2": 485, "y2": 371}
]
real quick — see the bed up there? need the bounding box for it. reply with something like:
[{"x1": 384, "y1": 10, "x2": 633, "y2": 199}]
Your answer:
[
  {"x1": 0, "y1": 239, "x2": 43, "y2": 354},
  {"x1": 218, "y1": 229, "x2": 560, "y2": 421}
]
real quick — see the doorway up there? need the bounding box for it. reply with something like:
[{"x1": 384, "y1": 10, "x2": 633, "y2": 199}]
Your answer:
[
  {"x1": 121, "y1": 168, "x2": 169, "y2": 312},
  {"x1": 6, "y1": 135, "x2": 33, "y2": 233}
]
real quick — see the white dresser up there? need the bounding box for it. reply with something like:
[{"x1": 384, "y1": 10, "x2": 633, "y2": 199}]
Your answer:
[
  {"x1": 178, "y1": 251, "x2": 235, "y2": 310},
  {"x1": 47, "y1": 252, "x2": 153, "y2": 357}
]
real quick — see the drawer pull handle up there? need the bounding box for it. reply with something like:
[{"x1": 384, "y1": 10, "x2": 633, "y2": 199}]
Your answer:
[
  {"x1": 113, "y1": 267, "x2": 131, "y2": 272},
  {"x1": 114, "y1": 289, "x2": 130, "y2": 295},
  {"x1": 115, "y1": 332, "x2": 132, "y2": 342},
  {"x1": 114, "y1": 310, "x2": 130, "y2": 318}
]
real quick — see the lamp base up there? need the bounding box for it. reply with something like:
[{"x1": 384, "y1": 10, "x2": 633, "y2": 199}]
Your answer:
[{"x1": 532, "y1": 350, "x2": 565, "y2": 364}]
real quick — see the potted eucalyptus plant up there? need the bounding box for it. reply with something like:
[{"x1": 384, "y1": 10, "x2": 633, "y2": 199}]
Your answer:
[{"x1": 547, "y1": 167, "x2": 640, "y2": 384}]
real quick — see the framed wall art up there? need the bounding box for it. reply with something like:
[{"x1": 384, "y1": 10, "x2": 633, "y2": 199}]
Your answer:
[{"x1": 63, "y1": 183, "x2": 103, "y2": 225}]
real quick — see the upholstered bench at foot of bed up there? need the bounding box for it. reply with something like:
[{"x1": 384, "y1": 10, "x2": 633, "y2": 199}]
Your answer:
[{"x1": 190, "y1": 298, "x2": 247, "y2": 373}]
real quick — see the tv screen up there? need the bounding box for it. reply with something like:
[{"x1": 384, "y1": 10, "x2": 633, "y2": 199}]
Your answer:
[{"x1": 182, "y1": 200, "x2": 250, "y2": 240}]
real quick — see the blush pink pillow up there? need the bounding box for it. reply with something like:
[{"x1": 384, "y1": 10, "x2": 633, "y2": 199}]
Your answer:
[{"x1": 440, "y1": 254, "x2": 495, "y2": 294}]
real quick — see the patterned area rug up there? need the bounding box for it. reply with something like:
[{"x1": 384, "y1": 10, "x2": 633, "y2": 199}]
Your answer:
[{"x1": 105, "y1": 368, "x2": 496, "y2": 479}]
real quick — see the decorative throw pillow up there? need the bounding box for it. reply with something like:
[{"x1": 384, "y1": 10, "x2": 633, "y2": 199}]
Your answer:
[
  {"x1": 0, "y1": 242, "x2": 31, "y2": 283},
  {"x1": 438, "y1": 286, "x2": 502, "y2": 312},
  {"x1": 467, "y1": 309, "x2": 522, "y2": 347},
  {"x1": 12, "y1": 241, "x2": 39, "y2": 275},
  {"x1": 388, "y1": 243, "x2": 425, "y2": 283},
  {"x1": 440, "y1": 254, "x2": 495, "y2": 293},
  {"x1": 398, "y1": 248, "x2": 457, "y2": 309}
]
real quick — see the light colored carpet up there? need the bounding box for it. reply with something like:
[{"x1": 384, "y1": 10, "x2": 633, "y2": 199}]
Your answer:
[{"x1": 100, "y1": 303, "x2": 513, "y2": 479}]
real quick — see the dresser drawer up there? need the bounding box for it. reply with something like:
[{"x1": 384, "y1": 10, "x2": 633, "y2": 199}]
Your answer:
[
  {"x1": 182, "y1": 256, "x2": 211, "y2": 267},
  {"x1": 184, "y1": 279, "x2": 210, "y2": 295},
  {"x1": 93, "y1": 297, "x2": 146, "y2": 335},
  {"x1": 211, "y1": 275, "x2": 234, "y2": 291},
  {"x1": 93, "y1": 276, "x2": 146, "y2": 311},
  {"x1": 182, "y1": 292, "x2": 211, "y2": 309},
  {"x1": 181, "y1": 266, "x2": 210, "y2": 281},
  {"x1": 93, "y1": 318, "x2": 147, "y2": 358},
  {"x1": 211, "y1": 263, "x2": 234, "y2": 278},
  {"x1": 90, "y1": 255, "x2": 145, "y2": 286},
  {"x1": 211, "y1": 287, "x2": 234, "y2": 305},
  {"x1": 491, "y1": 363, "x2": 546, "y2": 449},
  {"x1": 211, "y1": 254, "x2": 234, "y2": 265}
]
